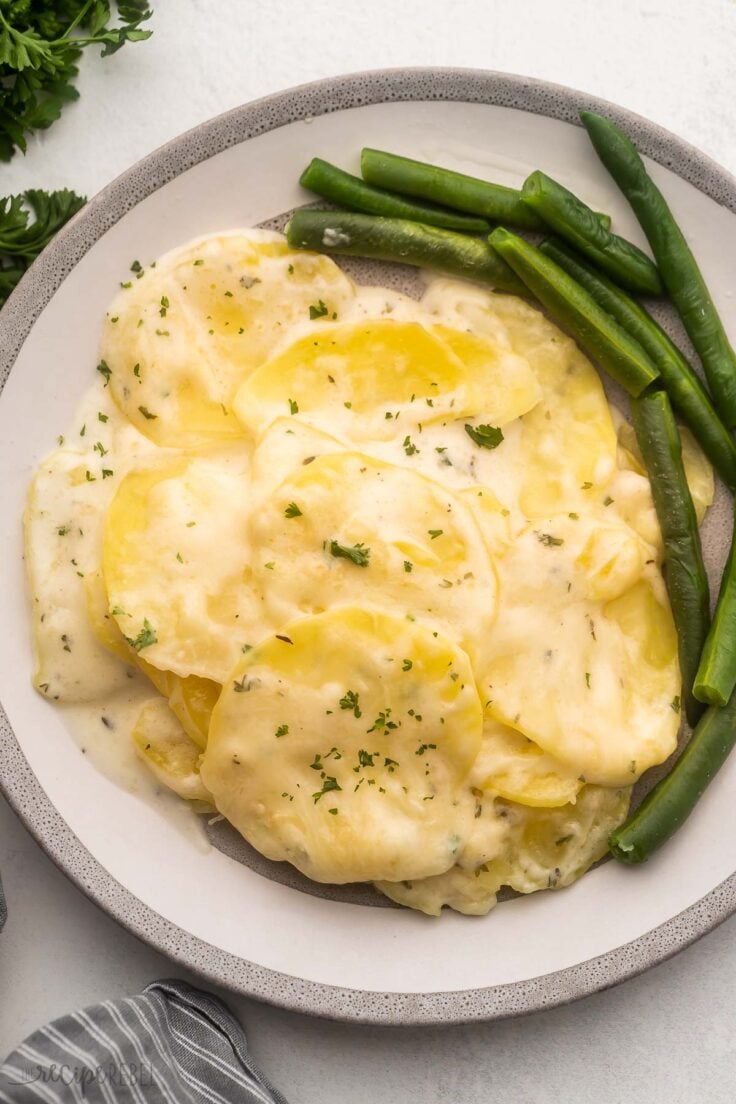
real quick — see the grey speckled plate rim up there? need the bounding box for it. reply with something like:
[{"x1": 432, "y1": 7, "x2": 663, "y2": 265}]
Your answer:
[{"x1": 2, "y1": 67, "x2": 736, "y2": 1026}]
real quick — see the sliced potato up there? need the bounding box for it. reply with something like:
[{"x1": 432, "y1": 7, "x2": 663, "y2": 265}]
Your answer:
[
  {"x1": 132, "y1": 697, "x2": 211, "y2": 801},
  {"x1": 233, "y1": 318, "x2": 540, "y2": 444},
  {"x1": 101, "y1": 230, "x2": 356, "y2": 447},
  {"x1": 249, "y1": 451, "x2": 497, "y2": 663},
  {"x1": 102, "y1": 449, "x2": 269, "y2": 683},
  {"x1": 473, "y1": 721, "x2": 583, "y2": 808},
  {"x1": 482, "y1": 518, "x2": 679, "y2": 785},
  {"x1": 376, "y1": 784, "x2": 630, "y2": 915},
  {"x1": 201, "y1": 607, "x2": 483, "y2": 884}
]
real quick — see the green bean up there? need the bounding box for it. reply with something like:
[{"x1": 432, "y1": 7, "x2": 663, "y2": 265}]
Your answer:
[
  {"x1": 581, "y1": 111, "x2": 736, "y2": 427},
  {"x1": 299, "y1": 158, "x2": 491, "y2": 234},
  {"x1": 609, "y1": 689, "x2": 736, "y2": 863},
  {"x1": 540, "y1": 239, "x2": 736, "y2": 490},
  {"x1": 694, "y1": 507, "x2": 736, "y2": 706},
  {"x1": 360, "y1": 148, "x2": 543, "y2": 230},
  {"x1": 630, "y1": 389, "x2": 710, "y2": 726},
  {"x1": 521, "y1": 170, "x2": 662, "y2": 296},
  {"x1": 286, "y1": 210, "x2": 526, "y2": 296},
  {"x1": 488, "y1": 228, "x2": 659, "y2": 396}
]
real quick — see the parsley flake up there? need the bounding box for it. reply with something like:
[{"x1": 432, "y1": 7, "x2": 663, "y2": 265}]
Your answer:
[
  {"x1": 124, "y1": 619, "x2": 157, "y2": 653},
  {"x1": 339, "y1": 690, "x2": 362, "y2": 718},
  {"x1": 313, "y1": 776, "x2": 342, "y2": 803},
  {"x1": 309, "y1": 300, "x2": 329, "y2": 320},
  {"x1": 329, "y1": 540, "x2": 370, "y2": 567},
  {"x1": 464, "y1": 423, "x2": 504, "y2": 449},
  {"x1": 138, "y1": 406, "x2": 158, "y2": 420},
  {"x1": 284, "y1": 501, "x2": 303, "y2": 518},
  {"x1": 535, "y1": 531, "x2": 564, "y2": 547}
]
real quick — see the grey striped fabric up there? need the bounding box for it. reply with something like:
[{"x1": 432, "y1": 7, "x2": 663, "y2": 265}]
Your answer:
[{"x1": 0, "y1": 979, "x2": 288, "y2": 1104}]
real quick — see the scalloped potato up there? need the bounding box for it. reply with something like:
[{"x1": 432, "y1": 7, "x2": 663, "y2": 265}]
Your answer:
[{"x1": 24, "y1": 229, "x2": 703, "y2": 916}]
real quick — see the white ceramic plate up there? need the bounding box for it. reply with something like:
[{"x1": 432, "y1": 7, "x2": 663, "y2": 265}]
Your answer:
[{"x1": 2, "y1": 69, "x2": 736, "y2": 1025}]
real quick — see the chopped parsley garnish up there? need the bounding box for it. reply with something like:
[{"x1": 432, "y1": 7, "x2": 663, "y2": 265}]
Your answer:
[
  {"x1": 102, "y1": 469, "x2": 113, "y2": 479},
  {"x1": 309, "y1": 300, "x2": 329, "y2": 320},
  {"x1": 384, "y1": 757, "x2": 399, "y2": 772},
  {"x1": 97, "y1": 412, "x2": 108, "y2": 423},
  {"x1": 284, "y1": 501, "x2": 303, "y2": 518},
  {"x1": 125, "y1": 619, "x2": 157, "y2": 653},
  {"x1": 358, "y1": 749, "x2": 374, "y2": 767},
  {"x1": 403, "y1": 560, "x2": 413, "y2": 573},
  {"x1": 329, "y1": 540, "x2": 370, "y2": 566},
  {"x1": 312, "y1": 776, "x2": 342, "y2": 803},
  {"x1": 275, "y1": 724, "x2": 289, "y2": 738},
  {"x1": 131, "y1": 260, "x2": 143, "y2": 276},
  {"x1": 97, "y1": 360, "x2": 111, "y2": 386},
  {"x1": 464, "y1": 423, "x2": 504, "y2": 450},
  {"x1": 288, "y1": 398, "x2": 299, "y2": 415},
  {"x1": 671, "y1": 696, "x2": 681, "y2": 713},
  {"x1": 403, "y1": 435, "x2": 419, "y2": 456},
  {"x1": 535, "y1": 531, "x2": 564, "y2": 547},
  {"x1": 368, "y1": 710, "x2": 397, "y2": 733},
  {"x1": 85, "y1": 470, "x2": 95, "y2": 482},
  {"x1": 585, "y1": 672, "x2": 591, "y2": 688},
  {"x1": 159, "y1": 295, "x2": 169, "y2": 317},
  {"x1": 138, "y1": 406, "x2": 158, "y2": 420},
  {"x1": 402, "y1": 659, "x2": 413, "y2": 671},
  {"x1": 93, "y1": 441, "x2": 108, "y2": 457},
  {"x1": 581, "y1": 481, "x2": 593, "y2": 490},
  {"x1": 428, "y1": 529, "x2": 443, "y2": 540},
  {"x1": 604, "y1": 495, "x2": 614, "y2": 506},
  {"x1": 339, "y1": 690, "x2": 362, "y2": 718}
]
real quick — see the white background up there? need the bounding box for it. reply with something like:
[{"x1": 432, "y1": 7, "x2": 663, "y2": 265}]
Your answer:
[{"x1": 3, "y1": 0, "x2": 736, "y2": 1100}]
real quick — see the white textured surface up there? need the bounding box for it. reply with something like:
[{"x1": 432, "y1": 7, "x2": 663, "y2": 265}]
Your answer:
[{"x1": 3, "y1": 0, "x2": 736, "y2": 1098}]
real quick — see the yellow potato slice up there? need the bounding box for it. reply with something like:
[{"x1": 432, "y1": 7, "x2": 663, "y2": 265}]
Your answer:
[
  {"x1": 376, "y1": 784, "x2": 629, "y2": 915},
  {"x1": 616, "y1": 417, "x2": 714, "y2": 524},
  {"x1": 233, "y1": 318, "x2": 540, "y2": 443},
  {"x1": 249, "y1": 451, "x2": 497, "y2": 662},
  {"x1": 421, "y1": 280, "x2": 619, "y2": 517},
  {"x1": 25, "y1": 450, "x2": 134, "y2": 703},
  {"x1": 481, "y1": 518, "x2": 680, "y2": 785},
  {"x1": 102, "y1": 449, "x2": 268, "y2": 683},
  {"x1": 200, "y1": 607, "x2": 483, "y2": 884},
  {"x1": 86, "y1": 568, "x2": 219, "y2": 748},
  {"x1": 132, "y1": 697, "x2": 212, "y2": 801},
  {"x1": 248, "y1": 416, "x2": 346, "y2": 500},
  {"x1": 167, "y1": 675, "x2": 220, "y2": 751},
  {"x1": 472, "y1": 721, "x2": 583, "y2": 808},
  {"x1": 100, "y1": 230, "x2": 355, "y2": 447}
]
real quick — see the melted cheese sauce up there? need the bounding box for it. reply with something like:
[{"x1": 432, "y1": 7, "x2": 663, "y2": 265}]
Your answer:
[{"x1": 24, "y1": 229, "x2": 714, "y2": 916}]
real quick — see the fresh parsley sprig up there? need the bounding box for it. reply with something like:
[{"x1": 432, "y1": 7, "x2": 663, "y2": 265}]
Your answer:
[
  {"x1": 0, "y1": 188, "x2": 85, "y2": 305},
  {"x1": 0, "y1": 1, "x2": 153, "y2": 162}
]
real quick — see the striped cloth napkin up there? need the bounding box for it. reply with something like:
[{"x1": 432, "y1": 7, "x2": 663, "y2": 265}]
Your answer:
[{"x1": 0, "y1": 978, "x2": 288, "y2": 1104}]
